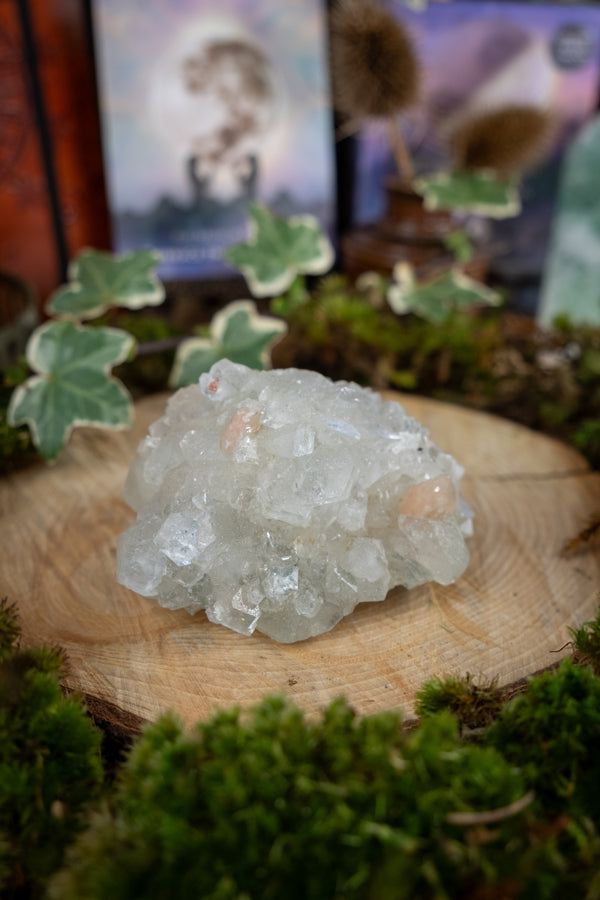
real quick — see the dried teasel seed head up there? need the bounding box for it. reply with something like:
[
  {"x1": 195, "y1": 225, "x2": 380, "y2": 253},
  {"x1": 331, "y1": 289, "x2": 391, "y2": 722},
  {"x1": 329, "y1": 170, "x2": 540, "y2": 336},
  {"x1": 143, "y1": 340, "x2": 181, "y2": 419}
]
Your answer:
[
  {"x1": 449, "y1": 105, "x2": 553, "y2": 177},
  {"x1": 330, "y1": 0, "x2": 421, "y2": 121}
]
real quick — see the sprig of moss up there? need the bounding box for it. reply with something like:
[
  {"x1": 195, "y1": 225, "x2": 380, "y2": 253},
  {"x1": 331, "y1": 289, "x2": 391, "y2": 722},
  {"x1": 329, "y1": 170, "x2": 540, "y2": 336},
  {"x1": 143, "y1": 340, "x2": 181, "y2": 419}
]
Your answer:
[
  {"x1": 570, "y1": 603, "x2": 600, "y2": 674},
  {"x1": 415, "y1": 672, "x2": 504, "y2": 733}
]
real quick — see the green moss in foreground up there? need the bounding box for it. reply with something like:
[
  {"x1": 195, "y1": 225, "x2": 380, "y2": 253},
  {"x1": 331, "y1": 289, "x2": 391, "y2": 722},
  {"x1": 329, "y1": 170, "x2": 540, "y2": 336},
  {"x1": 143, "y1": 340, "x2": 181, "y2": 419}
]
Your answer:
[
  {"x1": 0, "y1": 601, "x2": 103, "y2": 899},
  {"x1": 52, "y1": 698, "x2": 540, "y2": 900},
  {"x1": 488, "y1": 659, "x2": 600, "y2": 819},
  {"x1": 570, "y1": 603, "x2": 600, "y2": 675},
  {"x1": 0, "y1": 598, "x2": 20, "y2": 661},
  {"x1": 0, "y1": 592, "x2": 597, "y2": 898}
]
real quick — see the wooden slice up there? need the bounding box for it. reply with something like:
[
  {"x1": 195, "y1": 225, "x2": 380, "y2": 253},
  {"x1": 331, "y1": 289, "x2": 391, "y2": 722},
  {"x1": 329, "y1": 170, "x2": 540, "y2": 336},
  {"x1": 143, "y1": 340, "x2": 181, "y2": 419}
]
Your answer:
[{"x1": 2, "y1": 392, "x2": 599, "y2": 733}]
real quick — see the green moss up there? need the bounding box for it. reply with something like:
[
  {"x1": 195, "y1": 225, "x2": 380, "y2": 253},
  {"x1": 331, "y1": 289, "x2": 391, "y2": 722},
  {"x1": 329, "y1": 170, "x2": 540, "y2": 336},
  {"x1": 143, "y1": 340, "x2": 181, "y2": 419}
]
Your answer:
[
  {"x1": 0, "y1": 598, "x2": 20, "y2": 662},
  {"x1": 577, "y1": 347, "x2": 600, "y2": 383},
  {"x1": 387, "y1": 369, "x2": 418, "y2": 390},
  {"x1": 415, "y1": 673, "x2": 504, "y2": 733},
  {"x1": 0, "y1": 635, "x2": 593, "y2": 899},
  {"x1": 573, "y1": 419, "x2": 600, "y2": 465},
  {"x1": 0, "y1": 408, "x2": 39, "y2": 475},
  {"x1": 0, "y1": 363, "x2": 41, "y2": 474},
  {"x1": 91, "y1": 311, "x2": 182, "y2": 395},
  {"x1": 52, "y1": 699, "x2": 537, "y2": 900},
  {"x1": 570, "y1": 604, "x2": 600, "y2": 674},
  {"x1": 488, "y1": 659, "x2": 600, "y2": 819},
  {"x1": 0, "y1": 603, "x2": 103, "y2": 898}
]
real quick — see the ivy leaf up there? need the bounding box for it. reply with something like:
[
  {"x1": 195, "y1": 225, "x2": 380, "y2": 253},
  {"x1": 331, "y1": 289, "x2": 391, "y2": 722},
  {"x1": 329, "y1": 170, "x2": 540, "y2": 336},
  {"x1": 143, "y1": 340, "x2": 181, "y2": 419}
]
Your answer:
[
  {"x1": 225, "y1": 203, "x2": 334, "y2": 297},
  {"x1": 414, "y1": 171, "x2": 521, "y2": 219},
  {"x1": 387, "y1": 263, "x2": 502, "y2": 323},
  {"x1": 46, "y1": 248, "x2": 165, "y2": 320},
  {"x1": 7, "y1": 321, "x2": 135, "y2": 460},
  {"x1": 170, "y1": 301, "x2": 287, "y2": 388}
]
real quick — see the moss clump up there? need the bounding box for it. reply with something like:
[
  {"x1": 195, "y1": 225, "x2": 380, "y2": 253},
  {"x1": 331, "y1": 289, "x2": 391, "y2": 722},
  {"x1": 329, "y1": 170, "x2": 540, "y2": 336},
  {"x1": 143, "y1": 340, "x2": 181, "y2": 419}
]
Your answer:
[
  {"x1": 570, "y1": 603, "x2": 600, "y2": 674},
  {"x1": 0, "y1": 600, "x2": 103, "y2": 898},
  {"x1": 0, "y1": 411, "x2": 39, "y2": 475},
  {"x1": 415, "y1": 672, "x2": 504, "y2": 733},
  {"x1": 0, "y1": 365, "x2": 40, "y2": 474},
  {"x1": 0, "y1": 638, "x2": 592, "y2": 898},
  {"x1": 0, "y1": 599, "x2": 598, "y2": 899},
  {"x1": 488, "y1": 659, "x2": 600, "y2": 819},
  {"x1": 0, "y1": 598, "x2": 20, "y2": 659},
  {"x1": 51, "y1": 699, "x2": 534, "y2": 900},
  {"x1": 573, "y1": 419, "x2": 600, "y2": 466}
]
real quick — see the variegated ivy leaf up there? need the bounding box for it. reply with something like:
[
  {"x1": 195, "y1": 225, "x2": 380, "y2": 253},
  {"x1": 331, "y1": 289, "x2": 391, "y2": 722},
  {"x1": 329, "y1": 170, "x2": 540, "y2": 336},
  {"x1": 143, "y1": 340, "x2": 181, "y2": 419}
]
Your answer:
[
  {"x1": 225, "y1": 203, "x2": 334, "y2": 297},
  {"x1": 170, "y1": 301, "x2": 287, "y2": 388},
  {"x1": 46, "y1": 248, "x2": 165, "y2": 320},
  {"x1": 414, "y1": 171, "x2": 521, "y2": 219},
  {"x1": 387, "y1": 262, "x2": 502, "y2": 323},
  {"x1": 7, "y1": 321, "x2": 135, "y2": 460}
]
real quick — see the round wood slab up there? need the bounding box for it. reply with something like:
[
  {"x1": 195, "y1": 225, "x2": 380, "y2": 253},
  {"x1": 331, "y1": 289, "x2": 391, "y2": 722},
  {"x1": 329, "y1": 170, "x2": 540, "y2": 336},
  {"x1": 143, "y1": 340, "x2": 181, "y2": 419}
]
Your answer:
[{"x1": 2, "y1": 392, "x2": 599, "y2": 731}]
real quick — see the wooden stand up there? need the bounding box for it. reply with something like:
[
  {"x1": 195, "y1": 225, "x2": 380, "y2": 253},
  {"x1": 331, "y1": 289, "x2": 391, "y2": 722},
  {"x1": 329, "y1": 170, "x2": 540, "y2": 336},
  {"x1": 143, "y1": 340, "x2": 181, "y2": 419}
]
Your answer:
[{"x1": 2, "y1": 392, "x2": 599, "y2": 735}]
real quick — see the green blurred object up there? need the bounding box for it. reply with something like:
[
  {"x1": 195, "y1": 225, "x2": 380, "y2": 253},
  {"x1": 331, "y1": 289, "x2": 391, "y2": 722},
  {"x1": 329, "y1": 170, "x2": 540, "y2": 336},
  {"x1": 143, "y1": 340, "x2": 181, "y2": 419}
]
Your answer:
[
  {"x1": 0, "y1": 271, "x2": 38, "y2": 370},
  {"x1": 51, "y1": 700, "x2": 530, "y2": 900},
  {"x1": 539, "y1": 115, "x2": 600, "y2": 327},
  {"x1": 0, "y1": 599, "x2": 103, "y2": 899}
]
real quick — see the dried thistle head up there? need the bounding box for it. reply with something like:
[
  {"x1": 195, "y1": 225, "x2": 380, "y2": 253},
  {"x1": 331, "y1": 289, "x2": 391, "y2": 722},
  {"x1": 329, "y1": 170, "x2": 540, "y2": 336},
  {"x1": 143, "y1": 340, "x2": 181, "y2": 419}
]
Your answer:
[
  {"x1": 330, "y1": 0, "x2": 421, "y2": 121},
  {"x1": 449, "y1": 105, "x2": 553, "y2": 177}
]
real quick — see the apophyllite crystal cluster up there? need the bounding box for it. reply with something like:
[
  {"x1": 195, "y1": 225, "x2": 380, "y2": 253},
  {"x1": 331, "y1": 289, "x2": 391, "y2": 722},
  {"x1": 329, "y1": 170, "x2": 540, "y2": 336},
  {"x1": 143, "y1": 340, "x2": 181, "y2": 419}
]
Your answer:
[{"x1": 117, "y1": 360, "x2": 472, "y2": 642}]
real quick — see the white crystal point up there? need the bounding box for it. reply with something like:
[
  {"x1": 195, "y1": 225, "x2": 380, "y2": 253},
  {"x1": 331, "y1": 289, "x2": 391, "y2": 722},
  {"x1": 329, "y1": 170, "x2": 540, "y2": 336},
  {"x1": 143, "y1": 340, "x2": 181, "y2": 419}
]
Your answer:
[{"x1": 117, "y1": 360, "x2": 472, "y2": 642}]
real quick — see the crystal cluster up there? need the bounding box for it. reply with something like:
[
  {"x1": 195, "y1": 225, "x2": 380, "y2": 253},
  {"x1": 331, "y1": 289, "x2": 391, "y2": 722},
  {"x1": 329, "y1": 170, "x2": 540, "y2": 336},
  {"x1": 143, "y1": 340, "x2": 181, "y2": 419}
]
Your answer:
[{"x1": 117, "y1": 360, "x2": 473, "y2": 642}]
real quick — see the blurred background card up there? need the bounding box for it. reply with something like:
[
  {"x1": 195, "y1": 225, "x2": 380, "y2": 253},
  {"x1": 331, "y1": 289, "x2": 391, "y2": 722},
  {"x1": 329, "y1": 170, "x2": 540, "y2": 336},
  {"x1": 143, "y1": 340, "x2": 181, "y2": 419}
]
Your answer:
[{"x1": 92, "y1": 0, "x2": 335, "y2": 282}]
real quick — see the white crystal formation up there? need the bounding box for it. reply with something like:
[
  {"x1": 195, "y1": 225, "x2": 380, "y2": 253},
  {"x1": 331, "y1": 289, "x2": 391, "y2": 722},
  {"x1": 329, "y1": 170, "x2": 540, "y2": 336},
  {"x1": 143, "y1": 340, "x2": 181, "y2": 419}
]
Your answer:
[{"x1": 117, "y1": 360, "x2": 473, "y2": 642}]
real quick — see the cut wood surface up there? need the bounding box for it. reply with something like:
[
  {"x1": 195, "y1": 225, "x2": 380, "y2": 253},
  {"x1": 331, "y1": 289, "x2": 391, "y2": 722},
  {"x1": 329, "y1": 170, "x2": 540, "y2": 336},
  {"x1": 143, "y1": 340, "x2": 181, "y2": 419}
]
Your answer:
[{"x1": 2, "y1": 391, "x2": 600, "y2": 732}]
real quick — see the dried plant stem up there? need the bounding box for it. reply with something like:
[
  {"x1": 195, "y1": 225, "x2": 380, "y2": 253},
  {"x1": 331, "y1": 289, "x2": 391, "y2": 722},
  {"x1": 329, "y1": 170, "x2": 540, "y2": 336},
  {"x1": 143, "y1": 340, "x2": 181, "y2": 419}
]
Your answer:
[
  {"x1": 387, "y1": 116, "x2": 414, "y2": 184},
  {"x1": 446, "y1": 790, "x2": 535, "y2": 826},
  {"x1": 136, "y1": 336, "x2": 183, "y2": 356}
]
